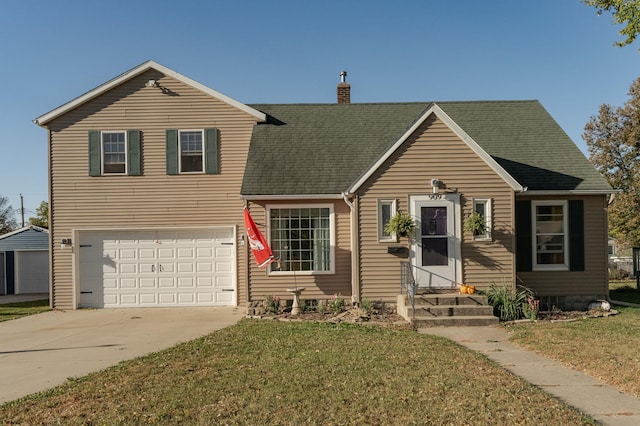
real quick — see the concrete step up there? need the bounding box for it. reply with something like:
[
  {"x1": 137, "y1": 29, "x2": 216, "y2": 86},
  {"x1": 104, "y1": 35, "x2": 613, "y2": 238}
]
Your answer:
[
  {"x1": 403, "y1": 294, "x2": 490, "y2": 307},
  {"x1": 412, "y1": 315, "x2": 499, "y2": 327},
  {"x1": 405, "y1": 304, "x2": 495, "y2": 317}
]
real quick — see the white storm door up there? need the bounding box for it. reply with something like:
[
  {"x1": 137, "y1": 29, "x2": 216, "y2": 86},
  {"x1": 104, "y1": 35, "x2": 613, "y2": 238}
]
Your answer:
[{"x1": 410, "y1": 194, "x2": 460, "y2": 288}]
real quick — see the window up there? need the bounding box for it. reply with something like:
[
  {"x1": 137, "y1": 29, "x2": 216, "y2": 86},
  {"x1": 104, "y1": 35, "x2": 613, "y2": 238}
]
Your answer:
[
  {"x1": 88, "y1": 130, "x2": 141, "y2": 177},
  {"x1": 179, "y1": 130, "x2": 204, "y2": 173},
  {"x1": 378, "y1": 199, "x2": 397, "y2": 241},
  {"x1": 102, "y1": 131, "x2": 126, "y2": 174},
  {"x1": 472, "y1": 198, "x2": 492, "y2": 240},
  {"x1": 166, "y1": 128, "x2": 219, "y2": 175},
  {"x1": 268, "y1": 205, "x2": 334, "y2": 274},
  {"x1": 532, "y1": 201, "x2": 568, "y2": 270}
]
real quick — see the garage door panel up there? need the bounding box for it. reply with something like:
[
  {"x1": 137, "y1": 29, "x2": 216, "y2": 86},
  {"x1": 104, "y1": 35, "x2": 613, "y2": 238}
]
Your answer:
[
  {"x1": 79, "y1": 228, "x2": 236, "y2": 308},
  {"x1": 159, "y1": 277, "x2": 175, "y2": 288},
  {"x1": 158, "y1": 248, "x2": 174, "y2": 259},
  {"x1": 139, "y1": 278, "x2": 156, "y2": 288},
  {"x1": 120, "y1": 263, "x2": 136, "y2": 274},
  {"x1": 178, "y1": 277, "x2": 194, "y2": 287},
  {"x1": 178, "y1": 262, "x2": 194, "y2": 273},
  {"x1": 139, "y1": 248, "x2": 156, "y2": 259}
]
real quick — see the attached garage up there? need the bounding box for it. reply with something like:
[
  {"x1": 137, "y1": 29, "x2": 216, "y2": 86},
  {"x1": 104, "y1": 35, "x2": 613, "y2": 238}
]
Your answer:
[{"x1": 76, "y1": 227, "x2": 236, "y2": 308}]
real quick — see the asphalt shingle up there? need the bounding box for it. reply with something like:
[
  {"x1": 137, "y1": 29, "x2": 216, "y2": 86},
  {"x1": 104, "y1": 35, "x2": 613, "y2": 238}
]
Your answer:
[{"x1": 241, "y1": 101, "x2": 611, "y2": 195}]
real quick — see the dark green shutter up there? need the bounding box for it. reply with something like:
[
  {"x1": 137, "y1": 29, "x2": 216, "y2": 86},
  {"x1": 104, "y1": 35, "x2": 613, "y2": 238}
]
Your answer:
[
  {"x1": 515, "y1": 200, "x2": 532, "y2": 272},
  {"x1": 166, "y1": 129, "x2": 178, "y2": 175},
  {"x1": 88, "y1": 130, "x2": 101, "y2": 176},
  {"x1": 204, "y1": 128, "x2": 219, "y2": 174},
  {"x1": 127, "y1": 130, "x2": 142, "y2": 176},
  {"x1": 568, "y1": 200, "x2": 585, "y2": 271}
]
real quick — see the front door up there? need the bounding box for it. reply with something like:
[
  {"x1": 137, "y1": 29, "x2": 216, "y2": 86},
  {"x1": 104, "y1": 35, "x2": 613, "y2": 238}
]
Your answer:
[{"x1": 410, "y1": 194, "x2": 460, "y2": 288}]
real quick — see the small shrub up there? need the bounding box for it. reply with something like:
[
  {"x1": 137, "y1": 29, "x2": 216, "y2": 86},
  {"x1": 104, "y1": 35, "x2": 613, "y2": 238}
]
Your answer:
[
  {"x1": 485, "y1": 281, "x2": 534, "y2": 321},
  {"x1": 360, "y1": 298, "x2": 372, "y2": 314},
  {"x1": 522, "y1": 296, "x2": 539, "y2": 320},
  {"x1": 329, "y1": 294, "x2": 345, "y2": 314},
  {"x1": 265, "y1": 295, "x2": 281, "y2": 314}
]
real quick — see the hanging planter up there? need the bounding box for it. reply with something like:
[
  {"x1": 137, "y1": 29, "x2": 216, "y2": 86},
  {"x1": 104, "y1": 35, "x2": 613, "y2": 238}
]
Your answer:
[
  {"x1": 464, "y1": 211, "x2": 486, "y2": 236},
  {"x1": 384, "y1": 210, "x2": 416, "y2": 239}
]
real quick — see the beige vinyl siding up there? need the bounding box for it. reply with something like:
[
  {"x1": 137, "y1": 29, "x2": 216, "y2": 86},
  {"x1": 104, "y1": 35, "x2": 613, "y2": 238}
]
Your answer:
[
  {"x1": 47, "y1": 70, "x2": 259, "y2": 309},
  {"x1": 357, "y1": 115, "x2": 515, "y2": 302},
  {"x1": 517, "y1": 194, "x2": 608, "y2": 298},
  {"x1": 246, "y1": 200, "x2": 352, "y2": 301}
]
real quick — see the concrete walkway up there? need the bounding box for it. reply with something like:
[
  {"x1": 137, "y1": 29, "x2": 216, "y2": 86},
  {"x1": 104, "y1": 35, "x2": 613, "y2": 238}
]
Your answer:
[
  {"x1": 421, "y1": 326, "x2": 640, "y2": 426},
  {"x1": 0, "y1": 307, "x2": 244, "y2": 404}
]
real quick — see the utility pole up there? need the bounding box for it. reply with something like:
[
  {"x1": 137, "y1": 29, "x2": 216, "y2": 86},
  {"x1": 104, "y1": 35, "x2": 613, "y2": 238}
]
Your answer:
[{"x1": 20, "y1": 193, "x2": 24, "y2": 227}]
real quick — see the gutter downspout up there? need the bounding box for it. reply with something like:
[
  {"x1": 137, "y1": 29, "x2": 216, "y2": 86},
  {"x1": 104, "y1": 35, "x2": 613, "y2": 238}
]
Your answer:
[{"x1": 342, "y1": 192, "x2": 360, "y2": 305}]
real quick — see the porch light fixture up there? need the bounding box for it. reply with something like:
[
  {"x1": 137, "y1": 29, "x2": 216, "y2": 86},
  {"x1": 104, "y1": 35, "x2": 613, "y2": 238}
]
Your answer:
[
  {"x1": 431, "y1": 179, "x2": 441, "y2": 194},
  {"x1": 145, "y1": 79, "x2": 160, "y2": 88}
]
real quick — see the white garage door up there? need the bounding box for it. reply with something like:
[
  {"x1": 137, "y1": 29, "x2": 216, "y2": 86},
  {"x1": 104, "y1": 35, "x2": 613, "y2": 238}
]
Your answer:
[
  {"x1": 77, "y1": 228, "x2": 236, "y2": 308},
  {"x1": 16, "y1": 251, "x2": 49, "y2": 294}
]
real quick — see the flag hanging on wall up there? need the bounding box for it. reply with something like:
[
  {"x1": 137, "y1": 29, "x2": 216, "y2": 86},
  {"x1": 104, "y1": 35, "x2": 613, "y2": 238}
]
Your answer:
[{"x1": 243, "y1": 207, "x2": 275, "y2": 269}]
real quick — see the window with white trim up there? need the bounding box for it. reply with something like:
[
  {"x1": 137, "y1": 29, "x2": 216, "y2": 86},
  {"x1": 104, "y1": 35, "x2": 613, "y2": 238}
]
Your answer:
[
  {"x1": 378, "y1": 199, "x2": 397, "y2": 241},
  {"x1": 532, "y1": 200, "x2": 568, "y2": 270},
  {"x1": 472, "y1": 198, "x2": 492, "y2": 240},
  {"x1": 268, "y1": 205, "x2": 334, "y2": 274},
  {"x1": 179, "y1": 130, "x2": 204, "y2": 173},
  {"x1": 102, "y1": 131, "x2": 126, "y2": 175}
]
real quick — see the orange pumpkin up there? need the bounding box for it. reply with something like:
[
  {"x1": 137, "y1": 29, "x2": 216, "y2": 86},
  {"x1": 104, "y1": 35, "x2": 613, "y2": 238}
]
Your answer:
[
  {"x1": 459, "y1": 285, "x2": 468, "y2": 294},
  {"x1": 467, "y1": 285, "x2": 476, "y2": 294}
]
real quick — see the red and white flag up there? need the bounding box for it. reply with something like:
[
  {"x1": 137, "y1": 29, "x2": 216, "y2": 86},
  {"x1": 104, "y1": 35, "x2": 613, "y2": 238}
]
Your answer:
[{"x1": 243, "y1": 207, "x2": 275, "y2": 269}]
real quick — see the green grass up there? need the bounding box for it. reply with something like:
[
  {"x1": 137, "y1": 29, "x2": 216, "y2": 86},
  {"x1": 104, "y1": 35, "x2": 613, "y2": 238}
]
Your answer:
[
  {"x1": 508, "y1": 306, "x2": 640, "y2": 398},
  {"x1": 0, "y1": 320, "x2": 595, "y2": 425},
  {"x1": 0, "y1": 299, "x2": 50, "y2": 322}
]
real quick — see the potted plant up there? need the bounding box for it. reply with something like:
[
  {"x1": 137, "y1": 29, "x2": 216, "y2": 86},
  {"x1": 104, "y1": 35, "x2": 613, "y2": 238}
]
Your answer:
[
  {"x1": 464, "y1": 211, "x2": 486, "y2": 236},
  {"x1": 384, "y1": 210, "x2": 416, "y2": 238}
]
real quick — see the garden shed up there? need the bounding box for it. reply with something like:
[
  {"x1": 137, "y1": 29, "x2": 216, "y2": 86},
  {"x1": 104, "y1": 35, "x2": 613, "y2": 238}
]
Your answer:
[{"x1": 0, "y1": 225, "x2": 49, "y2": 295}]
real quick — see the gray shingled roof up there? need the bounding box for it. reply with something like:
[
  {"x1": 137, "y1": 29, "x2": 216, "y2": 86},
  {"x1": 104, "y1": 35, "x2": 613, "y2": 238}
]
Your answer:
[
  {"x1": 0, "y1": 226, "x2": 49, "y2": 251},
  {"x1": 241, "y1": 101, "x2": 611, "y2": 195}
]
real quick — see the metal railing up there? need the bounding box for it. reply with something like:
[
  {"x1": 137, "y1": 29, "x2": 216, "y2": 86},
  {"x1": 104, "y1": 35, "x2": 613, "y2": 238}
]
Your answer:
[{"x1": 400, "y1": 261, "x2": 418, "y2": 322}]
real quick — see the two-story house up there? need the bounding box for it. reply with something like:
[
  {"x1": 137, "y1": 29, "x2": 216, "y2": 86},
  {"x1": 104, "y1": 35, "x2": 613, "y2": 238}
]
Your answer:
[{"x1": 34, "y1": 60, "x2": 613, "y2": 311}]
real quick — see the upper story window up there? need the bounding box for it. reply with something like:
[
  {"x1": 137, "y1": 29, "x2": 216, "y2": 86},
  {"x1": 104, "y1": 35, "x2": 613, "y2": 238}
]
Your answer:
[
  {"x1": 268, "y1": 205, "x2": 334, "y2": 274},
  {"x1": 102, "y1": 131, "x2": 127, "y2": 174},
  {"x1": 532, "y1": 200, "x2": 568, "y2": 271},
  {"x1": 166, "y1": 128, "x2": 219, "y2": 175},
  {"x1": 88, "y1": 130, "x2": 141, "y2": 177},
  {"x1": 472, "y1": 198, "x2": 492, "y2": 241},
  {"x1": 378, "y1": 199, "x2": 397, "y2": 242},
  {"x1": 179, "y1": 130, "x2": 204, "y2": 173}
]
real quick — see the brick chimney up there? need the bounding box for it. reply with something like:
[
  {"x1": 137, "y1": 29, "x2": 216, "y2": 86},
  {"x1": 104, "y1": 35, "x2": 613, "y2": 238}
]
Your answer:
[{"x1": 337, "y1": 71, "x2": 350, "y2": 104}]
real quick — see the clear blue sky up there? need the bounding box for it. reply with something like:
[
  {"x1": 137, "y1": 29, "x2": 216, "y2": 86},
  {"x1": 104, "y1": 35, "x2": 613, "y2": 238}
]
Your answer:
[{"x1": 1, "y1": 0, "x2": 639, "y2": 221}]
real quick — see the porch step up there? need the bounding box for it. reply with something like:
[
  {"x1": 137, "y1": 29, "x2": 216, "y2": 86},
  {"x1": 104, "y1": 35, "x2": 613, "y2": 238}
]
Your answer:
[
  {"x1": 397, "y1": 293, "x2": 499, "y2": 327},
  {"x1": 412, "y1": 315, "x2": 499, "y2": 327},
  {"x1": 405, "y1": 304, "x2": 495, "y2": 317}
]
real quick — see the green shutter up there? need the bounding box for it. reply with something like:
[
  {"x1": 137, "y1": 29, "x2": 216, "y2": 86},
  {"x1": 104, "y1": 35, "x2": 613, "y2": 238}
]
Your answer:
[
  {"x1": 204, "y1": 128, "x2": 219, "y2": 174},
  {"x1": 569, "y1": 200, "x2": 585, "y2": 271},
  {"x1": 127, "y1": 130, "x2": 142, "y2": 176},
  {"x1": 515, "y1": 200, "x2": 532, "y2": 272},
  {"x1": 166, "y1": 129, "x2": 178, "y2": 175},
  {"x1": 88, "y1": 130, "x2": 101, "y2": 176}
]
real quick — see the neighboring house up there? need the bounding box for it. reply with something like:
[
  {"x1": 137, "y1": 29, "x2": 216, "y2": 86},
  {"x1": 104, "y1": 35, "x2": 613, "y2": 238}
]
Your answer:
[
  {"x1": 608, "y1": 237, "x2": 633, "y2": 277},
  {"x1": 0, "y1": 225, "x2": 50, "y2": 295},
  {"x1": 34, "y1": 60, "x2": 613, "y2": 311}
]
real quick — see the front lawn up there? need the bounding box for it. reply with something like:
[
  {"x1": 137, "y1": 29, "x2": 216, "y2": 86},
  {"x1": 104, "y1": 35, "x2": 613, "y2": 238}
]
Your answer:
[
  {"x1": 610, "y1": 279, "x2": 640, "y2": 304},
  {"x1": 0, "y1": 320, "x2": 594, "y2": 425},
  {"x1": 0, "y1": 299, "x2": 50, "y2": 322},
  {"x1": 508, "y1": 307, "x2": 640, "y2": 398}
]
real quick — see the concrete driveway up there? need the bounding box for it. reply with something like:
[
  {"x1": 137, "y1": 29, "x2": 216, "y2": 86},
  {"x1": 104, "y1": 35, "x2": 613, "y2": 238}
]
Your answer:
[{"x1": 0, "y1": 307, "x2": 244, "y2": 404}]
